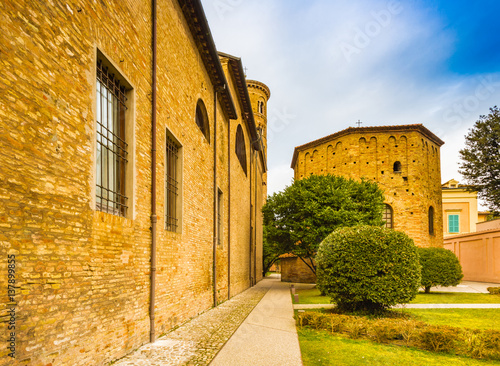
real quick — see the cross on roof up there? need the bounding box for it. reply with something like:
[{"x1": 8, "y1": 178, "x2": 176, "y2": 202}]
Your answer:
[{"x1": 356, "y1": 120, "x2": 362, "y2": 127}]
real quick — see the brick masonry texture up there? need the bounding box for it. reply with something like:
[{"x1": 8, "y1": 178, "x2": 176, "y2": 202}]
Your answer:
[
  {"x1": 0, "y1": 1, "x2": 267, "y2": 365},
  {"x1": 292, "y1": 126, "x2": 444, "y2": 248},
  {"x1": 280, "y1": 257, "x2": 317, "y2": 284}
]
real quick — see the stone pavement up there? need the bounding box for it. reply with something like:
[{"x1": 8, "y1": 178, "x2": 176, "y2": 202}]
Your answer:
[{"x1": 113, "y1": 280, "x2": 270, "y2": 366}]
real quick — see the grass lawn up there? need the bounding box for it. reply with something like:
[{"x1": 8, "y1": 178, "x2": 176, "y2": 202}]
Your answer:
[
  {"x1": 295, "y1": 288, "x2": 500, "y2": 305},
  {"x1": 298, "y1": 328, "x2": 500, "y2": 366},
  {"x1": 411, "y1": 292, "x2": 500, "y2": 304},
  {"x1": 406, "y1": 308, "x2": 500, "y2": 330}
]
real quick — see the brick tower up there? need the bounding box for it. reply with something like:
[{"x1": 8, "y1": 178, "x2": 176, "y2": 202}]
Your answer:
[{"x1": 247, "y1": 79, "x2": 271, "y2": 197}]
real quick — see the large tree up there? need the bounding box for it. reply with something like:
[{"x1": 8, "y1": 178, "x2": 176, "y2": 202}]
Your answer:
[
  {"x1": 262, "y1": 174, "x2": 385, "y2": 275},
  {"x1": 459, "y1": 106, "x2": 500, "y2": 213}
]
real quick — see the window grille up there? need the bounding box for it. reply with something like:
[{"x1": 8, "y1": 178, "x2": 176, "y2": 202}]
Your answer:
[
  {"x1": 382, "y1": 204, "x2": 393, "y2": 229},
  {"x1": 96, "y1": 59, "x2": 128, "y2": 216},
  {"x1": 165, "y1": 135, "x2": 180, "y2": 232}
]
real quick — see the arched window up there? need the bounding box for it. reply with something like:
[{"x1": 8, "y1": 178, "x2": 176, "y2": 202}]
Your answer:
[
  {"x1": 382, "y1": 204, "x2": 393, "y2": 229},
  {"x1": 393, "y1": 161, "x2": 402, "y2": 172},
  {"x1": 195, "y1": 99, "x2": 210, "y2": 143},
  {"x1": 235, "y1": 124, "x2": 247, "y2": 175},
  {"x1": 257, "y1": 100, "x2": 264, "y2": 114},
  {"x1": 429, "y1": 206, "x2": 434, "y2": 235}
]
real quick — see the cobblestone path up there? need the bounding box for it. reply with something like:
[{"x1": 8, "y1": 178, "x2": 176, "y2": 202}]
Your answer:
[{"x1": 113, "y1": 282, "x2": 270, "y2": 366}]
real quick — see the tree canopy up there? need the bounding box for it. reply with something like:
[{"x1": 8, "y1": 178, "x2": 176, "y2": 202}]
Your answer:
[
  {"x1": 418, "y1": 247, "x2": 463, "y2": 293},
  {"x1": 262, "y1": 174, "x2": 385, "y2": 274},
  {"x1": 459, "y1": 106, "x2": 500, "y2": 213}
]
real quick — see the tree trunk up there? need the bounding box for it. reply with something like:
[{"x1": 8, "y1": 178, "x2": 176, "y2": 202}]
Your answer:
[{"x1": 424, "y1": 286, "x2": 431, "y2": 293}]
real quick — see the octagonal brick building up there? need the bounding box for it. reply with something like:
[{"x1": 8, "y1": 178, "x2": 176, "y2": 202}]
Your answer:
[{"x1": 291, "y1": 124, "x2": 445, "y2": 248}]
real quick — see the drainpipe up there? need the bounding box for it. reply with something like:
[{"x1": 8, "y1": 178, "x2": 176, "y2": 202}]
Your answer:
[
  {"x1": 249, "y1": 125, "x2": 253, "y2": 286},
  {"x1": 213, "y1": 87, "x2": 218, "y2": 308},
  {"x1": 149, "y1": 0, "x2": 157, "y2": 344},
  {"x1": 254, "y1": 150, "x2": 258, "y2": 283},
  {"x1": 227, "y1": 119, "x2": 231, "y2": 300}
]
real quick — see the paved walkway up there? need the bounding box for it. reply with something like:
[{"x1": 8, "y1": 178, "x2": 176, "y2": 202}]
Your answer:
[
  {"x1": 210, "y1": 277, "x2": 302, "y2": 366},
  {"x1": 113, "y1": 275, "x2": 302, "y2": 366},
  {"x1": 114, "y1": 281, "x2": 269, "y2": 366}
]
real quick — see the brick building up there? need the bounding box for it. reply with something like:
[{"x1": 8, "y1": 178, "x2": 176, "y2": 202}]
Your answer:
[
  {"x1": 0, "y1": 1, "x2": 269, "y2": 365},
  {"x1": 291, "y1": 124, "x2": 445, "y2": 248}
]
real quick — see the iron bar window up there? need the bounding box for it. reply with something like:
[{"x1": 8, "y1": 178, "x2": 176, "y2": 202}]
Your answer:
[
  {"x1": 165, "y1": 135, "x2": 179, "y2": 231},
  {"x1": 96, "y1": 59, "x2": 128, "y2": 216}
]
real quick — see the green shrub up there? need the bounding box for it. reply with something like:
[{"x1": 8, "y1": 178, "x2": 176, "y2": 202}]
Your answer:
[
  {"x1": 487, "y1": 287, "x2": 500, "y2": 295},
  {"x1": 418, "y1": 326, "x2": 457, "y2": 353},
  {"x1": 344, "y1": 316, "x2": 368, "y2": 339},
  {"x1": 368, "y1": 318, "x2": 403, "y2": 343},
  {"x1": 400, "y1": 319, "x2": 425, "y2": 346},
  {"x1": 326, "y1": 314, "x2": 347, "y2": 333},
  {"x1": 480, "y1": 329, "x2": 500, "y2": 352},
  {"x1": 461, "y1": 329, "x2": 489, "y2": 359},
  {"x1": 316, "y1": 226, "x2": 421, "y2": 312},
  {"x1": 418, "y1": 247, "x2": 463, "y2": 293}
]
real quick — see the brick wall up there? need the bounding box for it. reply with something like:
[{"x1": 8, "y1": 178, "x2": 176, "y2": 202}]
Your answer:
[
  {"x1": 0, "y1": 1, "x2": 267, "y2": 365},
  {"x1": 280, "y1": 257, "x2": 317, "y2": 284}
]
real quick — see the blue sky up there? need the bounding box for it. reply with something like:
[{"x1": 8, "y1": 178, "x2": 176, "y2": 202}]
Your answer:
[{"x1": 201, "y1": 0, "x2": 500, "y2": 201}]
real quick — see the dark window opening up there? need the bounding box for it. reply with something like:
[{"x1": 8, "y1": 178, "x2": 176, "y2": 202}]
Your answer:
[
  {"x1": 393, "y1": 161, "x2": 402, "y2": 172},
  {"x1": 235, "y1": 124, "x2": 247, "y2": 174},
  {"x1": 96, "y1": 58, "x2": 129, "y2": 217},
  {"x1": 195, "y1": 99, "x2": 210, "y2": 143},
  {"x1": 429, "y1": 206, "x2": 435, "y2": 235},
  {"x1": 257, "y1": 100, "x2": 264, "y2": 114}
]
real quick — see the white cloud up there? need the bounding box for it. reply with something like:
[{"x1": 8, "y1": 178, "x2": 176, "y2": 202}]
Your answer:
[{"x1": 202, "y1": 0, "x2": 500, "y2": 198}]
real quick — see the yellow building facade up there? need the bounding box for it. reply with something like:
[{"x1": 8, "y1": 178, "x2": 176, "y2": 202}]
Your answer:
[
  {"x1": 0, "y1": 1, "x2": 268, "y2": 365},
  {"x1": 442, "y1": 179, "x2": 491, "y2": 237},
  {"x1": 291, "y1": 124, "x2": 444, "y2": 248}
]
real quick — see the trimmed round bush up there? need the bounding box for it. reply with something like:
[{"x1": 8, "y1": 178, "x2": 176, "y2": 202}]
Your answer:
[
  {"x1": 418, "y1": 247, "x2": 463, "y2": 293},
  {"x1": 316, "y1": 225, "x2": 421, "y2": 312}
]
